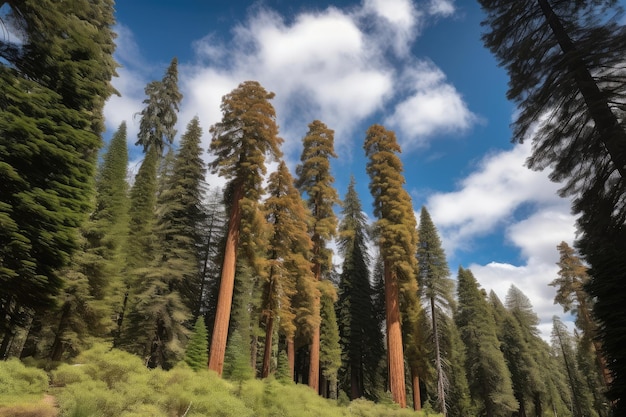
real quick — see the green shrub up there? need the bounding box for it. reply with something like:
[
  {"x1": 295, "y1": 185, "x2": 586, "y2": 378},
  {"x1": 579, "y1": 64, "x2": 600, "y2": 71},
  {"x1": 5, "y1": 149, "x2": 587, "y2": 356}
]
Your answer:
[{"x1": 0, "y1": 358, "x2": 49, "y2": 406}]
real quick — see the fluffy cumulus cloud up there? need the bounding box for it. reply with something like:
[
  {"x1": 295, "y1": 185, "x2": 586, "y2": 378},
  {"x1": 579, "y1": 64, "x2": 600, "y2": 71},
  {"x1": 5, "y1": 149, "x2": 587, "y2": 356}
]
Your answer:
[
  {"x1": 106, "y1": 0, "x2": 474, "y2": 164},
  {"x1": 426, "y1": 141, "x2": 577, "y2": 339},
  {"x1": 386, "y1": 61, "x2": 477, "y2": 149}
]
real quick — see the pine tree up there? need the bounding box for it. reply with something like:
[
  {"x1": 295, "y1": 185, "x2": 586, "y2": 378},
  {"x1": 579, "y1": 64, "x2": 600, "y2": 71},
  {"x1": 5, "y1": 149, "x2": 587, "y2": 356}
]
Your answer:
[
  {"x1": 295, "y1": 120, "x2": 339, "y2": 393},
  {"x1": 260, "y1": 161, "x2": 314, "y2": 378},
  {"x1": 551, "y1": 241, "x2": 610, "y2": 387},
  {"x1": 337, "y1": 177, "x2": 384, "y2": 400},
  {"x1": 154, "y1": 117, "x2": 207, "y2": 316},
  {"x1": 208, "y1": 81, "x2": 283, "y2": 375},
  {"x1": 319, "y1": 280, "x2": 341, "y2": 399},
  {"x1": 416, "y1": 206, "x2": 455, "y2": 415},
  {"x1": 438, "y1": 313, "x2": 472, "y2": 417},
  {"x1": 490, "y1": 291, "x2": 542, "y2": 417},
  {"x1": 364, "y1": 124, "x2": 421, "y2": 408},
  {"x1": 478, "y1": 1, "x2": 626, "y2": 406},
  {"x1": 552, "y1": 316, "x2": 599, "y2": 417},
  {"x1": 0, "y1": 0, "x2": 117, "y2": 356},
  {"x1": 455, "y1": 267, "x2": 517, "y2": 417},
  {"x1": 185, "y1": 316, "x2": 209, "y2": 371},
  {"x1": 46, "y1": 122, "x2": 130, "y2": 361}
]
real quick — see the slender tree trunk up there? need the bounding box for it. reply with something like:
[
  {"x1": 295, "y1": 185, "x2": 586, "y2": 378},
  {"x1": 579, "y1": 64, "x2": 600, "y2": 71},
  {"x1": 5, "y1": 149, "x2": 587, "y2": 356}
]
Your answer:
[
  {"x1": 309, "y1": 262, "x2": 321, "y2": 393},
  {"x1": 431, "y1": 296, "x2": 446, "y2": 415},
  {"x1": 555, "y1": 323, "x2": 585, "y2": 417},
  {"x1": 411, "y1": 366, "x2": 421, "y2": 411},
  {"x1": 537, "y1": 0, "x2": 626, "y2": 179},
  {"x1": 287, "y1": 338, "x2": 295, "y2": 380},
  {"x1": 385, "y1": 263, "x2": 406, "y2": 407},
  {"x1": 350, "y1": 362, "x2": 361, "y2": 399},
  {"x1": 49, "y1": 301, "x2": 72, "y2": 362},
  {"x1": 113, "y1": 290, "x2": 129, "y2": 348},
  {"x1": 262, "y1": 315, "x2": 274, "y2": 378},
  {"x1": 208, "y1": 185, "x2": 243, "y2": 375}
]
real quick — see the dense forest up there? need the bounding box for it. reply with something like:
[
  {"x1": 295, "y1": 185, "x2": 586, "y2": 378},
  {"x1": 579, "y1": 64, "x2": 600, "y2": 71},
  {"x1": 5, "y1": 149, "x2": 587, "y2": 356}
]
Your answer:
[{"x1": 1, "y1": 1, "x2": 626, "y2": 417}]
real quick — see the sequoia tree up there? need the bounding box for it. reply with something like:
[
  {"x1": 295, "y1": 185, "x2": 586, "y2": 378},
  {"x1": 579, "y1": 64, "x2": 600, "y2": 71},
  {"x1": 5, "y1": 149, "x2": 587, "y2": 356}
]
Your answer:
[
  {"x1": 295, "y1": 120, "x2": 339, "y2": 393},
  {"x1": 364, "y1": 124, "x2": 420, "y2": 408},
  {"x1": 261, "y1": 161, "x2": 313, "y2": 378},
  {"x1": 478, "y1": 0, "x2": 626, "y2": 407},
  {"x1": 208, "y1": 81, "x2": 283, "y2": 375}
]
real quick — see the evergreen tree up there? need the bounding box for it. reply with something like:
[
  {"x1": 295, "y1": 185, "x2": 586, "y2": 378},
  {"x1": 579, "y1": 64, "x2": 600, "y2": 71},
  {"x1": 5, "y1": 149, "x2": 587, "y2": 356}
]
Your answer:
[
  {"x1": 478, "y1": 1, "x2": 626, "y2": 407},
  {"x1": 337, "y1": 177, "x2": 384, "y2": 400},
  {"x1": 455, "y1": 267, "x2": 517, "y2": 417},
  {"x1": 295, "y1": 120, "x2": 339, "y2": 393},
  {"x1": 551, "y1": 241, "x2": 610, "y2": 387},
  {"x1": 0, "y1": 0, "x2": 117, "y2": 355},
  {"x1": 154, "y1": 117, "x2": 207, "y2": 316},
  {"x1": 208, "y1": 81, "x2": 283, "y2": 375},
  {"x1": 46, "y1": 122, "x2": 130, "y2": 361},
  {"x1": 185, "y1": 316, "x2": 209, "y2": 371},
  {"x1": 490, "y1": 291, "x2": 543, "y2": 417},
  {"x1": 416, "y1": 206, "x2": 455, "y2": 415},
  {"x1": 552, "y1": 316, "x2": 599, "y2": 417},
  {"x1": 438, "y1": 313, "x2": 472, "y2": 417},
  {"x1": 136, "y1": 58, "x2": 182, "y2": 154},
  {"x1": 319, "y1": 281, "x2": 341, "y2": 399},
  {"x1": 364, "y1": 124, "x2": 421, "y2": 408},
  {"x1": 260, "y1": 161, "x2": 314, "y2": 378}
]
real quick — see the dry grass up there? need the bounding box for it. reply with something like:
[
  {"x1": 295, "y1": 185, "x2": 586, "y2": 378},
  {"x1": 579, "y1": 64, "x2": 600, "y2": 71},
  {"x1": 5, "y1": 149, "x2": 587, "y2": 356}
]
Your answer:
[{"x1": 0, "y1": 395, "x2": 58, "y2": 417}]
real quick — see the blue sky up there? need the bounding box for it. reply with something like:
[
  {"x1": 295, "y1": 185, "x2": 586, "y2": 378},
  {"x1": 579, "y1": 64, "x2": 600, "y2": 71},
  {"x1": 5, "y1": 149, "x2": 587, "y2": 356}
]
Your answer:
[{"x1": 105, "y1": 0, "x2": 587, "y2": 338}]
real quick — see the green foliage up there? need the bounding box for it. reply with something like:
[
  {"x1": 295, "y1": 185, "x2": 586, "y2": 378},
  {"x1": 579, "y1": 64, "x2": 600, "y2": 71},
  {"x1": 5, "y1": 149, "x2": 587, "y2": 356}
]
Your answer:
[
  {"x1": 224, "y1": 330, "x2": 255, "y2": 382},
  {"x1": 0, "y1": 358, "x2": 48, "y2": 405},
  {"x1": 320, "y1": 284, "x2": 341, "y2": 397},
  {"x1": 184, "y1": 316, "x2": 209, "y2": 371},
  {"x1": 455, "y1": 267, "x2": 517, "y2": 416},
  {"x1": 337, "y1": 177, "x2": 385, "y2": 400}
]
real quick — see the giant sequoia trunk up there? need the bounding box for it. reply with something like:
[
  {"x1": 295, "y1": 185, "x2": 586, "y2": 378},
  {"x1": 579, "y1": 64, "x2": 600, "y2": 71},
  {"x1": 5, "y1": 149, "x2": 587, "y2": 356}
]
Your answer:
[
  {"x1": 385, "y1": 263, "x2": 406, "y2": 407},
  {"x1": 208, "y1": 185, "x2": 243, "y2": 375},
  {"x1": 308, "y1": 261, "x2": 321, "y2": 393},
  {"x1": 411, "y1": 367, "x2": 421, "y2": 411}
]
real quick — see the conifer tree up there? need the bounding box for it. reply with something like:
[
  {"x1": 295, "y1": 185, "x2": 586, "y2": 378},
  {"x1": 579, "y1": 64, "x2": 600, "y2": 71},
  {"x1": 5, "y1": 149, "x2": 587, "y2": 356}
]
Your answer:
[
  {"x1": 295, "y1": 120, "x2": 339, "y2": 393},
  {"x1": 438, "y1": 313, "x2": 472, "y2": 417},
  {"x1": 416, "y1": 206, "x2": 455, "y2": 415},
  {"x1": 46, "y1": 122, "x2": 130, "y2": 360},
  {"x1": 551, "y1": 241, "x2": 610, "y2": 387},
  {"x1": 185, "y1": 316, "x2": 209, "y2": 371},
  {"x1": 552, "y1": 316, "x2": 599, "y2": 417},
  {"x1": 261, "y1": 161, "x2": 314, "y2": 378},
  {"x1": 455, "y1": 267, "x2": 517, "y2": 417},
  {"x1": 0, "y1": 0, "x2": 117, "y2": 355},
  {"x1": 478, "y1": 1, "x2": 626, "y2": 406},
  {"x1": 319, "y1": 281, "x2": 341, "y2": 399},
  {"x1": 364, "y1": 124, "x2": 421, "y2": 408},
  {"x1": 208, "y1": 81, "x2": 283, "y2": 375},
  {"x1": 337, "y1": 177, "x2": 384, "y2": 400},
  {"x1": 490, "y1": 291, "x2": 543, "y2": 417}
]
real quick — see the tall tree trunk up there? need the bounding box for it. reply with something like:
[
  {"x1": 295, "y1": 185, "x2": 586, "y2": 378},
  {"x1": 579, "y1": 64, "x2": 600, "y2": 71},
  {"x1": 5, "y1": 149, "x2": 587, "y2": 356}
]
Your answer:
[
  {"x1": 287, "y1": 338, "x2": 295, "y2": 380},
  {"x1": 411, "y1": 367, "x2": 421, "y2": 411},
  {"x1": 537, "y1": 0, "x2": 626, "y2": 180},
  {"x1": 49, "y1": 301, "x2": 72, "y2": 362},
  {"x1": 309, "y1": 262, "x2": 321, "y2": 392},
  {"x1": 113, "y1": 290, "x2": 129, "y2": 348},
  {"x1": 261, "y1": 315, "x2": 274, "y2": 378},
  {"x1": 208, "y1": 185, "x2": 243, "y2": 375},
  {"x1": 431, "y1": 296, "x2": 446, "y2": 415},
  {"x1": 350, "y1": 361, "x2": 362, "y2": 399},
  {"x1": 385, "y1": 263, "x2": 406, "y2": 407}
]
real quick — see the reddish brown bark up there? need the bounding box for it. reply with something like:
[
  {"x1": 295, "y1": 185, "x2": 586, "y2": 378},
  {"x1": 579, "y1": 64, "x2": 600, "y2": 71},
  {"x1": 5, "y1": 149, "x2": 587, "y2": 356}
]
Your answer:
[
  {"x1": 411, "y1": 367, "x2": 421, "y2": 411},
  {"x1": 308, "y1": 262, "x2": 322, "y2": 393},
  {"x1": 287, "y1": 338, "x2": 295, "y2": 380},
  {"x1": 261, "y1": 315, "x2": 274, "y2": 378},
  {"x1": 385, "y1": 263, "x2": 406, "y2": 408},
  {"x1": 208, "y1": 185, "x2": 243, "y2": 375}
]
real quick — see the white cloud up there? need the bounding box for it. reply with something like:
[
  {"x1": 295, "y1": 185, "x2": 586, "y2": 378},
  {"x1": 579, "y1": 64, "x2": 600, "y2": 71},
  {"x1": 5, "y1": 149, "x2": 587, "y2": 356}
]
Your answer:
[
  {"x1": 428, "y1": 0, "x2": 455, "y2": 17},
  {"x1": 386, "y1": 62, "x2": 477, "y2": 149},
  {"x1": 426, "y1": 140, "x2": 577, "y2": 340},
  {"x1": 362, "y1": 0, "x2": 420, "y2": 56}
]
